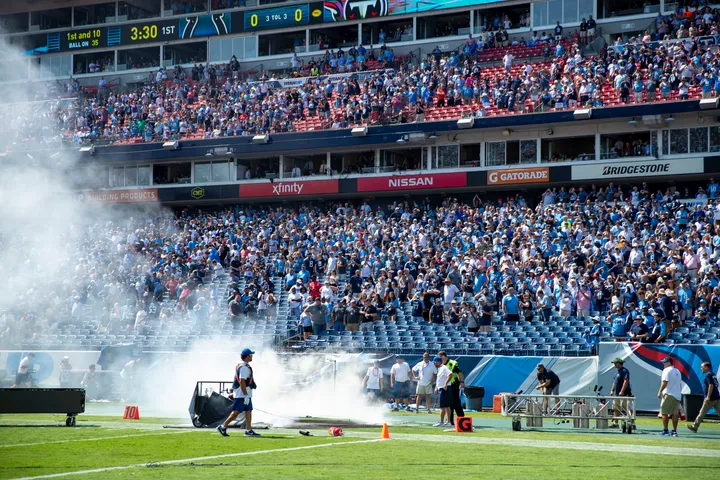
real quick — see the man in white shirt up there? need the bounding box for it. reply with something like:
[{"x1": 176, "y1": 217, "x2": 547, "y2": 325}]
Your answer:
[
  {"x1": 13, "y1": 353, "x2": 34, "y2": 388},
  {"x1": 390, "y1": 355, "x2": 413, "y2": 411},
  {"x1": 658, "y1": 357, "x2": 683, "y2": 436},
  {"x1": 218, "y1": 348, "x2": 260, "y2": 437},
  {"x1": 413, "y1": 352, "x2": 437, "y2": 413},
  {"x1": 443, "y1": 278, "x2": 460, "y2": 308},
  {"x1": 363, "y1": 360, "x2": 383, "y2": 400},
  {"x1": 434, "y1": 356, "x2": 452, "y2": 427}
]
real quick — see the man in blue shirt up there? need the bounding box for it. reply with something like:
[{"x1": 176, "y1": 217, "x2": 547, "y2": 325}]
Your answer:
[
  {"x1": 609, "y1": 357, "x2": 632, "y2": 428},
  {"x1": 688, "y1": 361, "x2": 720, "y2": 432},
  {"x1": 608, "y1": 306, "x2": 630, "y2": 340},
  {"x1": 585, "y1": 317, "x2": 602, "y2": 354},
  {"x1": 502, "y1": 286, "x2": 520, "y2": 322}
]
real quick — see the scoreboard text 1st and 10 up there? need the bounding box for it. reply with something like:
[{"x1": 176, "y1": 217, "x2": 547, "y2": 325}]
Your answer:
[{"x1": 31, "y1": 3, "x2": 323, "y2": 54}]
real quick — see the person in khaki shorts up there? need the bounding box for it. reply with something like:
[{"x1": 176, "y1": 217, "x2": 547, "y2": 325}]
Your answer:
[
  {"x1": 658, "y1": 357, "x2": 682, "y2": 436},
  {"x1": 688, "y1": 362, "x2": 720, "y2": 433},
  {"x1": 412, "y1": 352, "x2": 437, "y2": 414},
  {"x1": 609, "y1": 357, "x2": 631, "y2": 428}
]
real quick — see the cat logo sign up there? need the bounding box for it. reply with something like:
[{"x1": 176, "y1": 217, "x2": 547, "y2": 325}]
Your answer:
[{"x1": 191, "y1": 187, "x2": 205, "y2": 199}]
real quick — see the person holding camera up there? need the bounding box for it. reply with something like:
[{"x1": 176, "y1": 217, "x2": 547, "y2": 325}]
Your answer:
[{"x1": 218, "y1": 348, "x2": 260, "y2": 437}]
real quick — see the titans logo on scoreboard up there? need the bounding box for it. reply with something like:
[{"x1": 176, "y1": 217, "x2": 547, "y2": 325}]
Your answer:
[{"x1": 324, "y1": 0, "x2": 388, "y2": 21}]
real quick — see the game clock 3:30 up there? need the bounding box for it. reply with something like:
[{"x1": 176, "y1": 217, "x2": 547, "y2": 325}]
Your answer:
[{"x1": 128, "y1": 23, "x2": 176, "y2": 41}]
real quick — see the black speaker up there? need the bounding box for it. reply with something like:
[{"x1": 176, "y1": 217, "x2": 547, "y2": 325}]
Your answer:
[
  {"x1": 197, "y1": 392, "x2": 233, "y2": 427},
  {"x1": 0, "y1": 388, "x2": 85, "y2": 414}
]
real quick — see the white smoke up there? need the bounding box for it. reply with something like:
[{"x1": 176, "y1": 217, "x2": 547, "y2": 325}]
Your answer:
[
  {"x1": 137, "y1": 343, "x2": 386, "y2": 426},
  {"x1": 0, "y1": 30, "x2": 386, "y2": 427}
]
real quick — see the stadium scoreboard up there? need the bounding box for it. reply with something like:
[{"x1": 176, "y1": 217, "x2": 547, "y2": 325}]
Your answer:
[
  {"x1": 243, "y1": 4, "x2": 323, "y2": 32},
  {"x1": 21, "y1": 3, "x2": 324, "y2": 55}
]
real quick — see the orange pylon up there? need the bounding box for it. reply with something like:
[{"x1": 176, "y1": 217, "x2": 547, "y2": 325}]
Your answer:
[{"x1": 381, "y1": 423, "x2": 390, "y2": 439}]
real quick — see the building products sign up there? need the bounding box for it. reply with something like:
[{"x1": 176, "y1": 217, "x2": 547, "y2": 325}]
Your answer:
[{"x1": 82, "y1": 188, "x2": 158, "y2": 203}]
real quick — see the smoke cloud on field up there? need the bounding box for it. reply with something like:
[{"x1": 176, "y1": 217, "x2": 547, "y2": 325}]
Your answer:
[
  {"x1": 138, "y1": 345, "x2": 386, "y2": 425},
  {"x1": 0, "y1": 30, "x2": 386, "y2": 427}
]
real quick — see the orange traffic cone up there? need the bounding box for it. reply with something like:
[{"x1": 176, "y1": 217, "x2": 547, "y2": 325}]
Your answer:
[{"x1": 381, "y1": 423, "x2": 390, "y2": 439}]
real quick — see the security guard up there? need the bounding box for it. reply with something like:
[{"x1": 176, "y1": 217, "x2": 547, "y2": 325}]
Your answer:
[{"x1": 438, "y1": 350, "x2": 464, "y2": 425}]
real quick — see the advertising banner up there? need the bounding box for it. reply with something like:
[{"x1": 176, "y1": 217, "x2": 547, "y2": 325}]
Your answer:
[
  {"x1": 572, "y1": 158, "x2": 704, "y2": 181},
  {"x1": 356, "y1": 172, "x2": 467, "y2": 192},
  {"x1": 464, "y1": 355, "x2": 598, "y2": 406},
  {"x1": 82, "y1": 188, "x2": 158, "y2": 203},
  {"x1": 598, "y1": 342, "x2": 720, "y2": 412},
  {"x1": 487, "y1": 167, "x2": 549, "y2": 185},
  {"x1": 239, "y1": 179, "x2": 338, "y2": 198}
]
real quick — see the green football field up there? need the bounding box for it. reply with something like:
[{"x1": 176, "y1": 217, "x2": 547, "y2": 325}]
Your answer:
[{"x1": 0, "y1": 411, "x2": 719, "y2": 480}]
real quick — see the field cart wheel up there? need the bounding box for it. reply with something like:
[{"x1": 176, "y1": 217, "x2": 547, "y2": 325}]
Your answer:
[
  {"x1": 512, "y1": 419, "x2": 521, "y2": 431},
  {"x1": 192, "y1": 416, "x2": 204, "y2": 428},
  {"x1": 621, "y1": 422, "x2": 627, "y2": 434},
  {"x1": 65, "y1": 415, "x2": 76, "y2": 427}
]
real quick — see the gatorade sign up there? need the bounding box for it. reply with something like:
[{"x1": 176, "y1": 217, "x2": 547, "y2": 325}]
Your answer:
[
  {"x1": 487, "y1": 167, "x2": 549, "y2": 185},
  {"x1": 572, "y1": 158, "x2": 703, "y2": 180}
]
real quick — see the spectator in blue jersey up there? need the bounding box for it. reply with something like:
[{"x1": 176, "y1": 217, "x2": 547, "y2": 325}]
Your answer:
[
  {"x1": 585, "y1": 317, "x2": 602, "y2": 354},
  {"x1": 650, "y1": 309, "x2": 668, "y2": 343},
  {"x1": 608, "y1": 305, "x2": 630, "y2": 341},
  {"x1": 502, "y1": 286, "x2": 520, "y2": 322}
]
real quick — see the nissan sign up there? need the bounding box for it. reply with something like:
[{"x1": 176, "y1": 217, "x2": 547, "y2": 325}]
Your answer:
[{"x1": 357, "y1": 172, "x2": 467, "y2": 192}]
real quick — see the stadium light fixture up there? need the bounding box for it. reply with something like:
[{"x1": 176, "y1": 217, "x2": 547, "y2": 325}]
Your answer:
[
  {"x1": 163, "y1": 140, "x2": 180, "y2": 150},
  {"x1": 699, "y1": 97, "x2": 720, "y2": 110},
  {"x1": 666, "y1": 115, "x2": 675, "y2": 123},
  {"x1": 396, "y1": 136, "x2": 407, "y2": 144},
  {"x1": 628, "y1": 118, "x2": 637, "y2": 125},
  {"x1": 457, "y1": 118, "x2": 474, "y2": 129},
  {"x1": 573, "y1": 108, "x2": 593, "y2": 120},
  {"x1": 426, "y1": 133, "x2": 438, "y2": 140},
  {"x1": 252, "y1": 134, "x2": 270, "y2": 144},
  {"x1": 351, "y1": 126, "x2": 368, "y2": 137},
  {"x1": 79, "y1": 145, "x2": 95, "y2": 155}
]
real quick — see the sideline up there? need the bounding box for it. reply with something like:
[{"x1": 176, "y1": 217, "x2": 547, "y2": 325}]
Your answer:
[
  {"x1": 0, "y1": 430, "x2": 196, "y2": 449},
  {"x1": 12, "y1": 438, "x2": 386, "y2": 480},
  {"x1": 342, "y1": 431, "x2": 720, "y2": 457}
]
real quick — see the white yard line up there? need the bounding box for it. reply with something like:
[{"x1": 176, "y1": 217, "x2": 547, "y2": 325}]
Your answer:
[
  {"x1": 11, "y1": 438, "x2": 386, "y2": 480},
  {"x1": 0, "y1": 430, "x2": 196, "y2": 449},
  {"x1": 342, "y1": 431, "x2": 720, "y2": 458}
]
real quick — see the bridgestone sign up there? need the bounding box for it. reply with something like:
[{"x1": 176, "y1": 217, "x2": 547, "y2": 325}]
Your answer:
[{"x1": 571, "y1": 158, "x2": 703, "y2": 180}]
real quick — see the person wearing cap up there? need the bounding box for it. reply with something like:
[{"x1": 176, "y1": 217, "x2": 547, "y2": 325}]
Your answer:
[
  {"x1": 59, "y1": 356, "x2": 73, "y2": 388},
  {"x1": 608, "y1": 305, "x2": 630, "y2": 341},
  {"x1": 609, "y1": 357, "x2": 632, "y2": 428},
  {"x1": 362, "y1": 360, "x2": 383, "y2": 400},
  {"x1": 628, "y1": 315, "x2": 650, "y2": 343},
  {"x1": 345, "y1": 299, "x2": 362, "y2": 332},
  {"x1": 438, "y1": 350, "x2": 465, "y2": 426},
  {"x1": 658, "y1": 357, "x2": 682, "y2": 437},
  {"x1": 649, "y1": 309, "x2": 667, "y2": 343},
  {"x1": 218, "y1": 348, "x2": 260, "y2": 437},
  {"x1": 413, "y1": 352, "x2": 437, "y2": 414},
  {"x1": 433, "y1": 355, "x2": 452, "y2": 427},
  {"x1": 585, "y1": 317, "x2": 602, "y2": 355},
  {"x1": 688, "y1": 361, "x2": 720, "y2": 433},
  {"x1": 535, "y1": 364, "x2": 561, "y2": 412},
  {"x1": 390, "y1": 355, "x2": 413, "y2": 412}
]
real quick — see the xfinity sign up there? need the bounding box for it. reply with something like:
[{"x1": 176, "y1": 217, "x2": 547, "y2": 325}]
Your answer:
[
  {"x1": 273, "y1": 183, "x2": 304, "y2": 195},
  {"x1": 572, "y1": 158, "x2": 703, "y2": 180}
]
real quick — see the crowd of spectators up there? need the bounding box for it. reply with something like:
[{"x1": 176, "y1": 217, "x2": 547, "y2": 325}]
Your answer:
[
  {"x1": 3, "y1": 180, "x2": 720, "y2": 349},
  {"x1": 6, "y1": 5, "x2": 720, "y2": 149}
]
